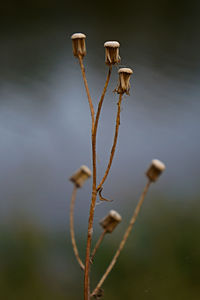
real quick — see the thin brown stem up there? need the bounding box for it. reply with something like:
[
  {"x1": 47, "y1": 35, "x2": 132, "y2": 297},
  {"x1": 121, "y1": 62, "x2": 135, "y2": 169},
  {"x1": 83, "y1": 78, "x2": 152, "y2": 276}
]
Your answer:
[
  {"x1": 91, "y1": 229, "x2": 107, "y2": 262},
  {"x1": 78, "y1": 55, "x2": 95, "y2": 131},
  {"x1": 91, "y1": 180, "x2": 151, "y2": 297},
  {"x1": 97, "y1": 94, "x2": 123, "y2": 192},
  {"x1": 94, "y1": 66, "x2": 112, "y2": 139},
  {"x1": 84, "y1": 188, "x2": 97, "y2": 300},
  {"x1": 84, "y1": 67, "x2": 113, "y2": 300},
  {"x1": 70, "y1": 185, "x2": 85, "y2": 271}
]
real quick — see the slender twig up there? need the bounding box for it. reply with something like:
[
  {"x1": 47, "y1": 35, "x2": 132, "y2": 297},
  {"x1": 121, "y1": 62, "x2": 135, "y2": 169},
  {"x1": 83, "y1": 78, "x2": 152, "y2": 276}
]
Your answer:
[
  {"x1": 91, "y1": 180, "x2": 151, "y2": 297},
  {"x1": 97, "y1": 94, "x2": 123, "y2": 192},
  {"x1": 70, "y1": 185, "x2": 85, "y2": 271},
  {"x1": 91, "y1": 229, "x2": 107, "y2": 262},
  {"x1": 94, "y1": 66, "x2": 112, "y2": 138},
  {"x1": 78, "y1": 54, "x2": 95, "y2": 131},
  {"x1": 84, "y1": 67, "x2": 113, "y2": 300},
  {"x1": 84, "y1": 186, "x2": 97, "y2": 299}
]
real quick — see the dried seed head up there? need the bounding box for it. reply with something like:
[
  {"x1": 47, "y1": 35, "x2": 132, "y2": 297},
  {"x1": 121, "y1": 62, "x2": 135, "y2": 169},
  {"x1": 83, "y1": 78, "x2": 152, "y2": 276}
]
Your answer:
[
  {"x1": 100, "y1": 210, "x2": 122, "y2": 233},
  {"x1": 69, "y1": 165, "x2": 91, "y2": 187},
  {"x1": 71, "y1": 33, "x2": 86, "y2": 58},
  {"x1": 146, "y1": 159, "x2": 166, "y2": 182},
  {"x1": 115, "y1": 68, "x2": 133, "y2": 95},
  {"x1": 104, "y1": 41, "x2": 120, "y2": 65}
]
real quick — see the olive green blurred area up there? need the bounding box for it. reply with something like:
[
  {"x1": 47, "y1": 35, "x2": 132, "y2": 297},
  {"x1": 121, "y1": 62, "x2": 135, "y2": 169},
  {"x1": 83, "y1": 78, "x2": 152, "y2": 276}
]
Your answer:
[
  {"x1": 1, "y1": 199, "x2": 200, "y2": 299},
  {"x1": 1, "y1": 0, "x2": 200, "y2": 299}
]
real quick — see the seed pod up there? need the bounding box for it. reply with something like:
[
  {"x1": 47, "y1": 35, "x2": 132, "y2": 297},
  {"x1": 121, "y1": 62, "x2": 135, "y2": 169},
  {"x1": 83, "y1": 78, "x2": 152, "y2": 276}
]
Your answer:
[
  {"x1": 71, "y1": 33, "x2": 86, "y2": 57},
  {"x1": 69, "y1": 165, "x2": 91, "y2": 187},
  {"x1": 100, "y1": 210, "x2": 122, "y2": 233},
  {"x1": 146, "y1": 159, "x2": 166, "y2": 182},
  {"x1": 115, "y1": 68, "x2": 133, "y2": 95},
  {"x1": 104, "y1": 41, "x2": 120, "y2": 65}
]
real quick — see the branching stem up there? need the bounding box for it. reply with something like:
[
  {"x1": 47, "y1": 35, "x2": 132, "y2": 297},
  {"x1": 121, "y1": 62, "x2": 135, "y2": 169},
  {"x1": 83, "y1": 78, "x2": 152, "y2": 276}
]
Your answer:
[
  {"x1": 91, "y1": 180, "x2": 151, "y2": 297},
  {"x1": 78, "y1": 55, "x2": 95, "y2": 131},
  {"x1": 70, "y1": 185, "x2": 85, "y2": 271},
  {"x1": 91, "y1": 229, "x2": 107, "y2": 262},
  {"x1": 94, "y1": 66, "x2": 112, "y2": 138},
  {"x1": 84, "y1": 67, "x2": 112, "y2": 300},
  {"x1": 97, "y1": 94, "x2": 123, "y2": 191}
]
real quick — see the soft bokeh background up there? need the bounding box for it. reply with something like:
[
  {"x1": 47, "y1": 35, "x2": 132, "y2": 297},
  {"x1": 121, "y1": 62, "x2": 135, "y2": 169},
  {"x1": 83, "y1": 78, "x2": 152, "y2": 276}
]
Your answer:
[{"x1": 1, "y1": 0, "x2": 200, "y2": 299}]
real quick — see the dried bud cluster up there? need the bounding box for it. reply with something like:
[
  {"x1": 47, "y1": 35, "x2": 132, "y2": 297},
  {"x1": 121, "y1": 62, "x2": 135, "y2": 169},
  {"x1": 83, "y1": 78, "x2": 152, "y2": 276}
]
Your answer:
[
  {"x1": 104, "y1": 41, "x2": 120, "y2": 65},
  {"x1": 115, "y1": 68, "x2": 133, "y2": 95},
  {"x1": 70, "y1": 165, "x2": 91, "y2": 187},
  {"x1": 71, "y1": 33, "x2": 86, "y2": 58},
  {"x1": 71, "y1": 34, "x2": 134, "y2": 94},
  {"x1": 146, "y1": 159, "x2": 166, "y2": 182},
  {"x1": 100, "y1": 210, "x2": 122, "y2": 233}
]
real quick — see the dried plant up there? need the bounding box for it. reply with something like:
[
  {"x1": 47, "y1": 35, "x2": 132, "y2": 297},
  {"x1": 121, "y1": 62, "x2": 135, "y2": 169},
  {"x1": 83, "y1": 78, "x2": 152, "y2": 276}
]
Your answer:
[{"x1": 69, "y1": 32, "x2": 166, "y2": 299}]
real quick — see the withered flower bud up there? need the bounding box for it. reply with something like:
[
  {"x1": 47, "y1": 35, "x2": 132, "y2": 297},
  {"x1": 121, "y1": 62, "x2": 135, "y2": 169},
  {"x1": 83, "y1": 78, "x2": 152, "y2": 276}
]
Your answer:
[
  {"x1": 69, "y1": 165, "x2": 91, "y2": 187},
  {"x1": 71, "y1": 33, "x2": 86, "y2": 58},
  {"x1": 146, "y1": 159, "x2": 166, "y2": 182},
  {"x1": 100, "y1": 210, "x2": 122, "y2": 233},
  {"x1": 115, "y1": 68, "x2": 133, "y2": 95},
  {"x1": 104, "y1": 41, "x2": 120, "y2": 65}
]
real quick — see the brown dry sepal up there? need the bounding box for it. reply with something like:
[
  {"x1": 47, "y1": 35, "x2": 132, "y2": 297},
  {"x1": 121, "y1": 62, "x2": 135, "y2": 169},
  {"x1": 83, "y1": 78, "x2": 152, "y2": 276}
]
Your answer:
[
  {"x1": 115, "y1": 67, "x2": 133, "y2": 95},
  {"x1": 104, "y1": 41, "x2": 120, "y2": 65},
  {"x1": 71, "y1": 33, "x2": 86, "y2": 57},
  {"x1": 100, "y1": 210, "x2": 122, "y2": 233},
  {"x1": 69, "y1": 165, "x2": 92, "y2": 188},
  {"x1": 146, "y1": 159, "x2": 166, "y2": 182}
]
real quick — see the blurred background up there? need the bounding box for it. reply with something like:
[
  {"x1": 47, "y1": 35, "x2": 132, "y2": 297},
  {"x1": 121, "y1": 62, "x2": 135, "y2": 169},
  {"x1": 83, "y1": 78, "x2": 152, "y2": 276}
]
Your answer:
[{"x1": 0, "y1": 0, "x2": 200, "y2": 299}]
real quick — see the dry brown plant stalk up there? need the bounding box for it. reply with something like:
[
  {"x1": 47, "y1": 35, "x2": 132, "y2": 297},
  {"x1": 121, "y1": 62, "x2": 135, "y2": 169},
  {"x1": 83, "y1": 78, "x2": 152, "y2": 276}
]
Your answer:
[
  {"x1": 78, "y1": 54, "x2": 95, "y2": 131},
  {"x1": 69, "y1": 165, "x2": 92, "y2": 271},
  {"x1": 91, "y1": 180, "x2": 151, "y2": 297},
  {"x1": 97, "y1": 93, "x2": 122, "y2": 192},
  {"x1": 84, "y1": 61, "x2": 113, "y2": 300},
  {"x1": 69, "y1": 33, "x2": 165, "y2": 300},
  {"x1": 91, "y1": 229, "x2": 107, "y2": 262},
  {"x1": 91, "y1": 210, "x2": 122, "y2": 262},
  {"x1": 69, "y1": 185, "x2": 85, "y2": 270}
]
